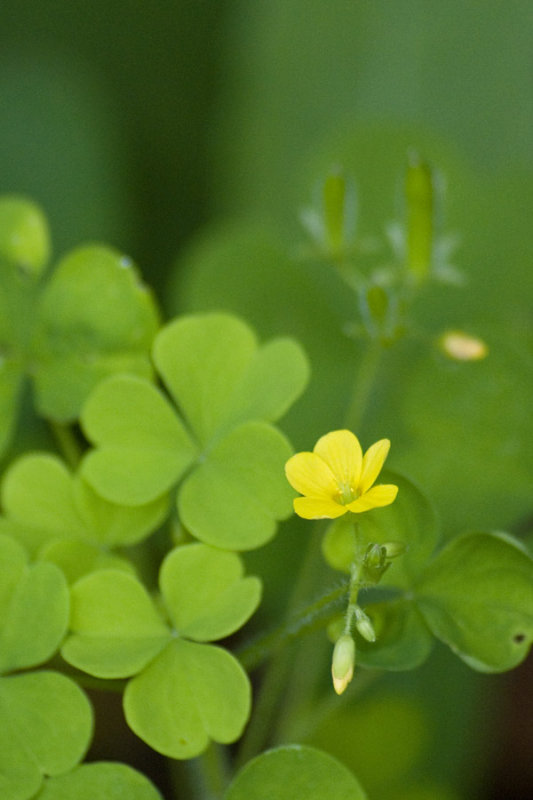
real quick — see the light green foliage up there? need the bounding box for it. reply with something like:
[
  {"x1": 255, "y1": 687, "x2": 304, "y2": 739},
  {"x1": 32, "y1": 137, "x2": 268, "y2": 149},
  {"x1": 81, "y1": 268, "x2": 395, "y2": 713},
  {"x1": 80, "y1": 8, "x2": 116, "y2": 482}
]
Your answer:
[
  {"x1": 415, "y1": 531, "x2": 533, "y2": 671},
  {"x1": 35, "y1": 762, "x2": 163, "y2": 800},
  {"x1": 0, "y1": 671, "x2": 93, "y2": 800},
  {"x1": 160, "y1": 543, "x2": 262, "y2": 641},
  {"x1": 225, "y1": 745, "x2": 367, "y2": 800},
  {"x1": 0, "y1": 534, "x2": 69, "y2": 673},
  {"x1": 124, "y1": 639, "x2": 250, "y2": 759},
  {"x1": 0, "y1": 221, "x2": 159, "y2": 458},
  {"x1": 61, "y1": 570, "x2": 172, "y2": 678},
  {"x1": 62, "y1": 544, "x2": 260, "y2": 757},
  {"x1": 0, "y1": 452, "x2": 168, "y2": 562},
  {"x1": 0, "y1": 196, "x2": 50, "y2": 277},
  {"x1": 82, "y1": 313, "x2": 307, "y2": 550}
]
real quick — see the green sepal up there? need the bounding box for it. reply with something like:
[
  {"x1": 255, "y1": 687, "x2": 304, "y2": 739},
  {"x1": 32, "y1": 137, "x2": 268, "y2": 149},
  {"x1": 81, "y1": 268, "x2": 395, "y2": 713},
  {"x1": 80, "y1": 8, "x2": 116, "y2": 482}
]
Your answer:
[
  {"x1": 0, "y1": 670, "x2": 92, "y2": 800},
  {"x1": 61, "y1": 570, "x2": 171, "y2": 678},
  {"x1": 34, "y1": 762, "x2": 163, "y2": 800},
  {"x1": 160, "y1": 543, "x2": 262, "y2": 641},
  {"x1": 81, "y1": 374, "x2": 198, "y2": 505},
  {"x1": 124, "y1": 638, "x2": 251, "y2": 760},
  {"x1": 415, "y1": 531, "x2": 533, "y2": 671},
  {"x1": 224, "y1": 745, "x2": 367, "y2": 800},
  {"x1": 0, "y1": 196, "x2": 50, "y2": 278},
  {"x1": 32, "y1": 244, "x2": 159, "y2": 421},
  {"x1": 153, "y1": 313, "x2": 309, "y2": 445},
  {"x1": 178, "y1": 421, "x2": 294, "y2": 550},
  {"x1": 0, "y1": 535, "x2": 69, "y2": 674}
]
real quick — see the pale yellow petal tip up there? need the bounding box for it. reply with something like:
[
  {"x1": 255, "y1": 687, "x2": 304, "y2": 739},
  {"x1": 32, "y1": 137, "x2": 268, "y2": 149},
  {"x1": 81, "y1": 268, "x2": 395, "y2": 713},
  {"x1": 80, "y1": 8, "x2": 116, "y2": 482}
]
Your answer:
[{"x1": 440, "y1": 330, "x2": 488, "y2": 361}]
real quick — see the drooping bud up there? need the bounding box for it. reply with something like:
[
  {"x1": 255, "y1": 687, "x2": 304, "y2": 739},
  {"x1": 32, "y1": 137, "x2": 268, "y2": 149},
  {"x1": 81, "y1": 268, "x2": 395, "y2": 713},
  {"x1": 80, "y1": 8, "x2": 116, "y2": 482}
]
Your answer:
[
  {"x1": 354, "y1": 607, "x2": 376, "y2": 643},
  {"x1": 331, "y1": 634, "x2": 356, "y2": 695}
]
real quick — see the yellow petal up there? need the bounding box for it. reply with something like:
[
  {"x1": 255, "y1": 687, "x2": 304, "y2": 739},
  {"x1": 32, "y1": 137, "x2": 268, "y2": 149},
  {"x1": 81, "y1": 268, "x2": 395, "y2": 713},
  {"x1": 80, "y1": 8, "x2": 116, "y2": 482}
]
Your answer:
[
  {"x1": 285, "y1": 452, "x2": 338, "y2": 499},
  {"x1": 359, "y1": 439, "x2": 390, "y2": 494},
  {"x1": 294, "y1": 496, "x2": 347, "y2": 520},
  {"x1": 314, "y1": 429, "x2": 363, "y2": 487},
  {"x1": 346, "y1": 483, "x2": 398, "y2": 513}
]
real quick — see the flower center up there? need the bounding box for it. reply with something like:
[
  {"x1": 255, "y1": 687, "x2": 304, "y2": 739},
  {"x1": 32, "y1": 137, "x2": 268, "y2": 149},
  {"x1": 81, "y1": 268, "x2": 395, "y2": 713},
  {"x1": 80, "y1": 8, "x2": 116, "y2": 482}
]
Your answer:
[{"x1": 337, "y1": 481, "x2": 360, "y2": 505}]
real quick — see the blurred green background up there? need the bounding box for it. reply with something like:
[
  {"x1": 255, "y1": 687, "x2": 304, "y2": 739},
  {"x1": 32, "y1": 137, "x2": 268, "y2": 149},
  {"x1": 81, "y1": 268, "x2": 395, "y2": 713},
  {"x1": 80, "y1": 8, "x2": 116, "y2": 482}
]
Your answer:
[{"x1": 1, "y1": 2, "x2": 531, "y2": 798}]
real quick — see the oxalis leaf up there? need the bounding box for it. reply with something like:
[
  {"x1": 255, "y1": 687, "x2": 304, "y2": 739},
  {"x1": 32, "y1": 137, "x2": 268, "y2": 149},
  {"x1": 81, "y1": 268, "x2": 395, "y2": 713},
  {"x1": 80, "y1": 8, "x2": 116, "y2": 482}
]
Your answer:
[
  {"x1": 414, "y1": 531, "x2": 533, "y2": 671},
  {"x1": 124, "y1": 638, "x2": 251, "y2": 760},
  {"x1": 160, "y1": 543, "x2": 262, "y2": 641},
  {"x1": 0, "y1": 670, "x2": 92, "y2": 800},
  {"x1": 0, "y1": 534, "x2": 69, "y2": 674},
  {"x1": 224, "y1": 745, "x2": 367, "y2": 800},
  {"x1": 152, "y1": 312, "x2": 310, "y2": 444},
  {"x1": 35, "y1": 762, "x2": 163, "y2": 800},
  {"x1": 81, "y1": 313, "x2": 305, "y2": 549},
  {"x1": 0, "y1": 452, "x2": 168, "y2": 564},
  {"x1": 31, "y1": 244, "x2": 159, "y2": 421}
]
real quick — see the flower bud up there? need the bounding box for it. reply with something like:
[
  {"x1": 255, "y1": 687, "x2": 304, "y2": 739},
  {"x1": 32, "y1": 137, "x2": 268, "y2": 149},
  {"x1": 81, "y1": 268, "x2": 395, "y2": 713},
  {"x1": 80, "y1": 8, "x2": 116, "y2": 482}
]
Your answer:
[
  {"x1": 382, "y1": 540, "x2": 407, "y2": 559},
  {"x1": 331, "y1": 634, "x2": 356, "y2": 695},
  {"x1": 439, "y1": 330, "x2": 488, "y2": 361},
  {"x1": 354, "y1": 607, "x2": 376, "y2": 643}
]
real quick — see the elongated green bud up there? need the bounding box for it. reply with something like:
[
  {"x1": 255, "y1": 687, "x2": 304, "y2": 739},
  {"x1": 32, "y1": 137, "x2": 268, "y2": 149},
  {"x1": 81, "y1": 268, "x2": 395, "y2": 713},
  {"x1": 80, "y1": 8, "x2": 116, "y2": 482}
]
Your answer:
[
  {"x1": 354, "y1": 607, "x2": 376, "y2": 643},
  {"x1": 331, "y1": 633, "x2": 356, "y2": 695}
]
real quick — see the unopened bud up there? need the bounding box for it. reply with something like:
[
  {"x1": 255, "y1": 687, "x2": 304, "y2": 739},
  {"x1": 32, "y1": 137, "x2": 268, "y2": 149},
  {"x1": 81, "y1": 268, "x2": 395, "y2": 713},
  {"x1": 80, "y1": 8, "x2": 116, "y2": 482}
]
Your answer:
[
  {"x1": 355, "y1": 607, "x2": 376, "y2": 643},
  {"x1": 331, "y1": 634, "x2": 356, "y2": 695},
  {"x1": 382, "y1": 540, "x2": 407, "y2": 559}
]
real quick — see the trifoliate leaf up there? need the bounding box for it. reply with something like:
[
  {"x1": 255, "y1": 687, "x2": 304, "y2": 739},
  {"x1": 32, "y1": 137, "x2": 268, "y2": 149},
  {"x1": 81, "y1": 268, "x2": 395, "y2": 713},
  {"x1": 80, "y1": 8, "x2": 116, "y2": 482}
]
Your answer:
[
  {"x1": 0, "y1": 535, "x2": 69, "y2": 674},
  {"x1": 160, "y1": 544, "x2": 262, "y2": 641},
  {"x1": 0, "y1": 196, "x2": 50, "y2": 278},
  {"x1": 1, "y1": 452, "x2": 168, "y2": 555},
  {"x1": 81, "y1": 374, "x2": 197, "y2": 505},
  {"x1": 32, "y1": 244, "x2": 159, "y2": 420},
  {"x1": 35, "y1": 762, "x2": 163, "y2": 800},
  {"x1": 224, "y1": 745, "x2": 367, "y2": 800},
  {"x1": 153, "y1": 314, "x2": 309, "y2": 444},
  {"x1": 61, "y1": 570, "x2": 171, "y2": 678},
  {"x1": 178, "y1": 421, "x2": 294, "y2": 550},
  {"x1": 0, "y1": 670, "x2": 92, "y2": 800},
  {"x1": 124, "y1": 638, "x2": 250, "y2": 760},
  {"x1": 415, "y1": 531, "x2": 533, "y2": 671}
]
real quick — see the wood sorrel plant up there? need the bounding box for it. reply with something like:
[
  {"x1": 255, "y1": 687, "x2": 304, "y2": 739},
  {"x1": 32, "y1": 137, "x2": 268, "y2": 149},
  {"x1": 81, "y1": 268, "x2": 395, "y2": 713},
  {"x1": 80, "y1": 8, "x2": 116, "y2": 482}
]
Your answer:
[{"x1": 0, "y1": 162, "x2": 531, "y2": 800}]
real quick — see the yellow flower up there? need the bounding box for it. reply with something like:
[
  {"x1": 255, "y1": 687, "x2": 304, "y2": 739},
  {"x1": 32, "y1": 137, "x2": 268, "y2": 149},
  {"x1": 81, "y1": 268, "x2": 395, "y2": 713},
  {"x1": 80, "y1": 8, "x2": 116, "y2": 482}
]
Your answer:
[{"x1": 285, "y1": 429, "x2": 398, "y2": 519}]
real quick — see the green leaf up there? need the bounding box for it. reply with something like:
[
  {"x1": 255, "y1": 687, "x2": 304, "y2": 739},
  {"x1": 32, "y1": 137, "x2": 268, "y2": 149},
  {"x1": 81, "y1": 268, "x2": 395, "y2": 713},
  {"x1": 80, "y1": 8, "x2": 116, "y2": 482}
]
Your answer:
[
  {"x1": 160, "y1": 543, "x2": 262, "y2": 641},
  {"x1": 32, "y1": 244, "x2": 159, "y2": 420},
  {"x1": 0, "y1": 535, "x2": 69, "y2": 674},
  {"x1": 81, "y1": 374, "x2": 197, "y2": 505},
  {"x1": 153, "y1": 313, "x2": 257, "y2": 444},
  {"x1": 224, "y1": 745, "x2": 367, "y2": 800},
  {"x1": 40, "y1": 540, "x2": 136, "y2": 584},
  {"x1": 124, "y1": 639, "x2": 250, "y2": 759},
  {"x1": 0, "y1": 670, "x2": 92, "y2": 800},
  {"x1": 153, "y1": 313, "x2": 309, "y2": 444},
  {"x1": 415, "y1": 531, "x2": 533, "y2": 671},
  {"x1": 0, "y1": 360, "x2": 23, "y2": 460},
  {"x1": 0, "y1": 196, "x2": 50, "y2": 278},
  {"x1": 35, "y1": 762, "x2": 163, "y2": 800},
  {"x1": 178, "y1": 421, "x2": 294, "y2": 550},
  {"x1": 62, "y1": 570, "x2": 171, "y2": 678},
  {"x1": 1, "y1": 452, "x2": 168, "y2": 555},
  {"x1": 356, "y1": 599, "x2": 433, "y2": 671},
  {"x1": 322, "y1": 472, "x2": 438, "y2": 586}
]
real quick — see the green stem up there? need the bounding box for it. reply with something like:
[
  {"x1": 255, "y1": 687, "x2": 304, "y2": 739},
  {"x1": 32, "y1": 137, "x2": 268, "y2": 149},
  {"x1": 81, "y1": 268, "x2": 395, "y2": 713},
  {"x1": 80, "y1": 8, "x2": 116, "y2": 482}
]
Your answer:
[
  {"x1": 237, "y1": 580, "x2": 349, "y2": 672},
  {"x1": 49, "y1": 420, "x2": 83, "y2": 469}
]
